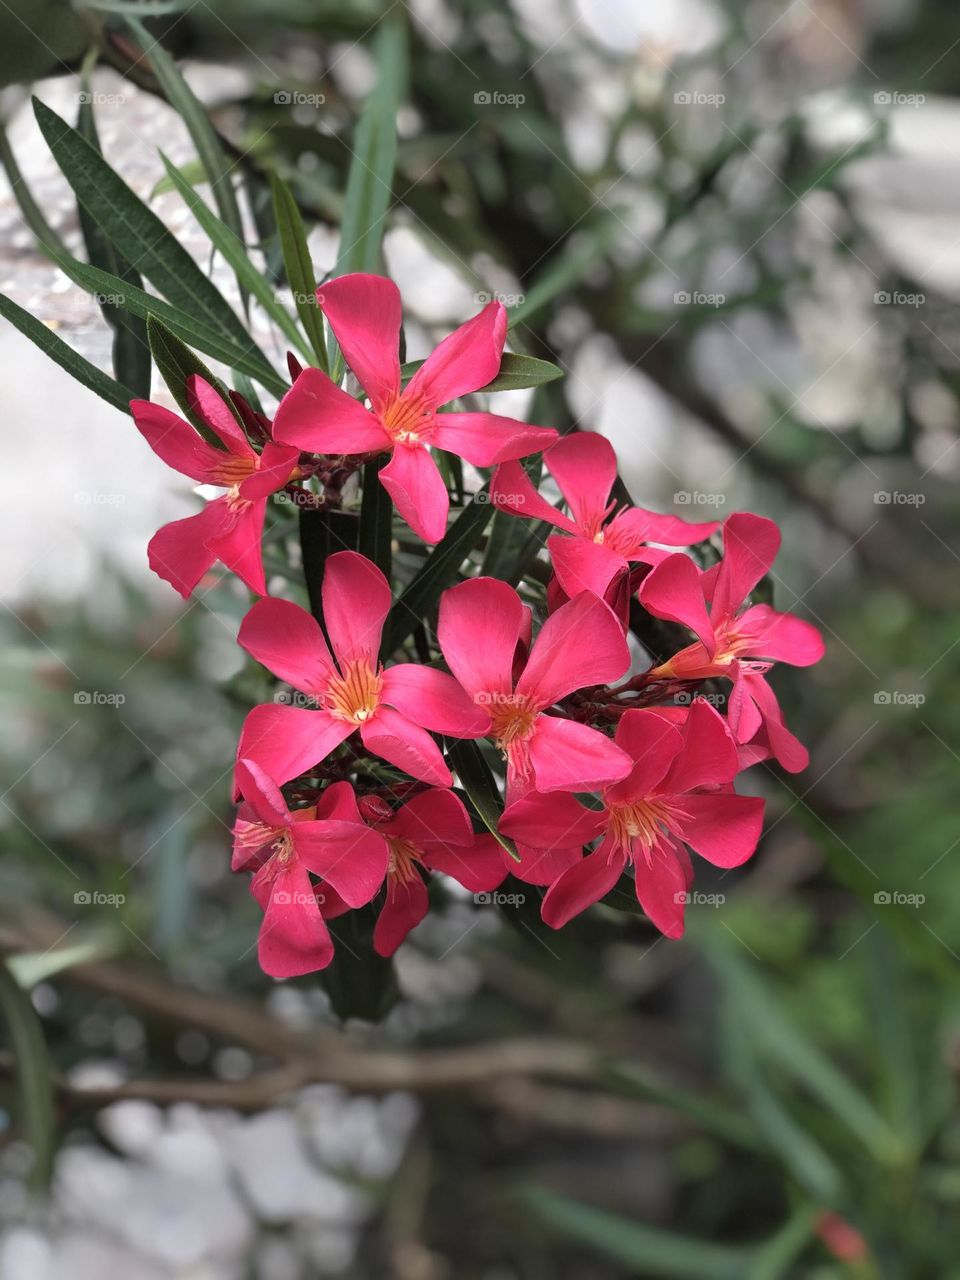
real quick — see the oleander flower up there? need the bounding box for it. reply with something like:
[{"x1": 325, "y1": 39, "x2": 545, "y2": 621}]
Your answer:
[
  {"x1": 491, "y1": 432, "x2": 719, "y2": 599},
  {"x1": 318, "y1": 789, "x2": 506, "y2": 956},
  {"x1": 236, "y1": 551, "x2": 490, "y2": 790},
  {"x1": 271, "y1": 273, "x2": 557, "y2": 542},
  {"x1": 131, "y1": 376, "x2": 301, "y2": 597},
  {"x1": 638, "y1": 513, "x2": 825, "y2": 771},
  {"x1": 437, "y1": 577, "x2": 633, "y2": 802},
  {"x1": 232, "y1": 761, "x2": 389, "y2": 978},
  {"x1": 500, "y1": 699, "x2": 765, "y2": 937}
]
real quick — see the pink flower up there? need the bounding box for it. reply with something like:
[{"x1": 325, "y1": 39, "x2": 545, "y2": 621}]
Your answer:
[
  {"x1": 637, "y1": 513, "x2": 825, "y2": 771},
  {"x1": 131, "y1": 376, "x2": 301, "y2": 597},
  {"x1": 232, "y1": 761, "x2": 389, "y2": 978},
  {"x1": 236, "y1": 551, "x2": 490, "y2": 790},
  {"x1": 271, "y1": 273, "x2": 557, "y2": 542},
  {"x1": 491, "y1": 433, "x2": 719, "y2": 599},
  {"x1": 324, "y1": 789, "x2": 506, "y2": 956},
  {"x1": 500, "y1": 699, "x2": 765, "y2": 937},
  {"x1": 437, "y1": 578, "x2": 633, "y2": 802}
]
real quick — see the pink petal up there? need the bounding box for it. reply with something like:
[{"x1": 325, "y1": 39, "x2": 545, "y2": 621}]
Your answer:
[
  {"x1": 186, "y1": 376, "x2": 250, "y2": 453},
  {"x1": 712, "y1": 513, "x2": 781, "y2": 622},
  {"x1": 528, "y1": 715, "x2": 632, "y2": 793},
  {"x1": 389, "y1": 787, "x2": 473, "y2": 849},
  {"x1": 132, "y1": 399, "x2": 231, "y2": 483},
  {"x1": 321, "y1": 551, "x2": 390, "y2": 667},
  {"x1": 316, "y1": 273, "x2": 402, "y2": 412},
  {"x1": 541, "y1": 844, "x2": 628, "y2": 928},
  {"x1": 438, "y1": 577, "x2": 525, "y2": 701},
  {"x1": 738, "y1": 672, "x2": 810, "y2": 773},
  {"x1": 499, "y1": 790, "x2": 603, "y2": 850},
  {"x1": 208, "y1": 498, "x2": 268, "y2": 596},
  {"x1": 405, "y1": 300, "x2": 507, "y2": 408},
  {"x1": 237, "y1": 704, "x2": 353, "y2": 790},
  {"x1": 238, "y1": 597, "x2": 334, "y2": 694},
  {"x1": 315, "y1": 780, "x2": 365, "y2": 824},
  {"x1": 431, "y1": 412, "x2": 557, "y2": 467},
  {"x1": 633, "y1": 840, "x2": 689, "y2": 939},
  {"x1": 374, "y1": 874, "x2": 430, "y2": 956},
  {"x1": 659, "y1": 698, "x2": 739, "y2": 794},
  {"x1": 381, "y1": 664, "x2": 490, "y2": 737},
  {"x1": 737, "y1": 604, "x2": 825, "y2": 667},
  {"x1": 608, "y1": 506, "x2": 720, "y2": 551},
  {"x1": 379, "y1": 446, "x2": 449, "y2": 543},
  {"x1": 238, "y1": 444, "x2": 301, "y2": 500},
  {"x1": 147, "y1": 502, "x2": 227, "y2": 598},
  {"x1": 422, "y1": 833, "x2": 507, "y2": 893},
  {"x1": 292, "y1": 820, "x2": 389, "y2": 906},
  {"x1": 516, "y1": 591, "x2": 630, "y2": 708},
  {"x1": 360, "y1": 705, "x2": 452, "y2": 786},
  {"x1": 234, "y1": 758, "x2": 289, "y2": 828},
  {"x1": 257, "y1": 862, "x2": 333, "y2": 977},
  {"x1": 544, "y1": 432, "x2": 616, "y2": 531},
  {"x1": 489, "y1": 460, "x2": 577, "y2": 532},
  {"x1": 549, "y1": 534, "x2": 625, "y2": 600},
  {"x1": 272, "y1": 367, "x2": 391, "y2": 454},
  {"x1": 512, "y1": 841, "x2": 583, "y2": 886},
  {"x1": 606, "y1": 711, "x2": 684, "y2": 804},
  {"x1": 638, "y1": 553, "x2": 716, "y2": 654},
  {"x1": 671, "y1": 792, "x2": 764, "y2": 868}
]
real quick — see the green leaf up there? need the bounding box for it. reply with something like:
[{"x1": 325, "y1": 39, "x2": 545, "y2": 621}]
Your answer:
[
  {"x1": 7, "y1": 938, "x2": 116, "y2": 989},
  {"x1": 604, "y1": 1060, "x2": 762, "y2": 1151},
  {"x1": 0, "y1": 123, "x2": 66, "y2": 258},
  {"x1": 0, "y1": 961, "x2": 55, "y2": 1193},
  {"x1": 147, "y1": 317, "x2": 239, "y2": 446},
  {"x1": 446, "y1": 739, "x2": 519, "y2": 861},
  {"x1": 508, "y1": 217, "x2": 620, "y2": 329},
  {"x1": 159, "y1": 153, "x2": 311, "y2": 359},
  {"x1": 32, "y1": 98, "x2": 264, "y2": 363},
  {"x1": 385, "y1": 491, "x2": 492, "y2": 652},
  {"x1": 705, "y1": 935, "x2": 906, "y2": 1165},
  {"x1": 359, "y1": 456, "x2": 393, "y2": 581},
  {"x1": 270, "y1": 174, "x2": 328, "y2": 369},
  {"x1": 50, "y1": 250, "x2": 285, "y2": 393},
  {"x1": 523, "y1": 1187, "x2": 752, "y2": 1278},
  {"x1": 75, "y1": 72, "x2": 151, "y2": 400},
  {"x1": 319, "y1": 903, "x2": 398, "y2": 1022},
  {"x1": 127, "y1": 18, "x2": 246, "y2": 268},
  {"x1": 149, "y1": 156, "x2": 207, "y2": 200},
  {"x1": 400, "y1": 351, "x2": 564, "y2": 395},
  {"x1": 0, "y1": 291, "x2": 135, "y2": 413},
  {"x1": 746, "y1": 1206, "x2": 817, "y2": 1280},
  {"x1": 335, "y1": 13, "x2": 407, "y2": 276}
]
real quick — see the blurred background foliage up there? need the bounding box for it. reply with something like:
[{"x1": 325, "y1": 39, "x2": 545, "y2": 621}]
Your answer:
[{"x1": 0, "y1": 0, "x2": 958, "y2": 1276}]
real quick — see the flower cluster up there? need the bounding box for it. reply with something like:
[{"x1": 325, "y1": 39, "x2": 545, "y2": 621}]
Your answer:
[{"x1": 132, "y1": 273, "x2": 824, "y2": 980}]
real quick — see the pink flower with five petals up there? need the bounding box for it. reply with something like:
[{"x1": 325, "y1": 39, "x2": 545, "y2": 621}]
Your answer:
[
  {"x1": 232, "y1": 761, "x2": 389, "y2": 978},
  {"x1": 319, "y1": 789, "x2": 506, "y2": 956},
  {"x1": 437, "y1": 577, "x2": 633, "y2": 803},
  {"x1": 236, "y1": 551, "x2": 490, "y2": 791},
  {"x1": 491, "y1": 432, "x2": 719, "y2": 599},
  {"x1": 271, "y1": 273, "x2": 557, "y2": 542},
  {"x1": 131, "y1": 376, "x2": 301, "y2": 597},
  {"x1": 500, "y1": 699, "x2": 765, "y2": 938},
  {"x1": 637, "y1": 513, "x2": 825, "y2": 772}
]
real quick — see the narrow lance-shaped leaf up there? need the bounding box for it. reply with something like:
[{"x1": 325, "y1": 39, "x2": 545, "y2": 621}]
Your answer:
[
  {"x1": 127, "y1": 18, "x2": 247, "y2": 280},
  {"x1": 400, "y1": 351, "x2": 564, "y2": 394},
  {"x1": 270, "y1": 174, "x2": 328, "y2": 369},
  {"x1": 359, "y1": 456, "x2": 393, "y2": 582},
  {"x1": 159, "y1": 152, "x2": 311, "y2": 360},
  {"x1": 0, "y1": 292, "x2": 135, "y2": 414},
  {"x1": 447, "y1": 739, "x2": 519, "y2": 862},
  {"x1": 146, "y1": 317, "x2": 242, "y2": 446},
  {"x1": 0, "y1": 962, "x2": 56, "y2": 1194},
  {"x1": 32, "y1": 98, "x2": 268, "y2": 367}
]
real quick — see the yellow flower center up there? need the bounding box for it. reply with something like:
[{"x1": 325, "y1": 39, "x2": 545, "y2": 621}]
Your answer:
[
  {"x1": 387, "y1": 835, "x2": 422, "y2": 885},
  {"x1": 234, "y1": 820, "x2": 294, "y2": 870},
  {"x1": 324, "y1": 660, "x2": 383, "y2": 725},
  {"x1": 381, "y1": 392, "x2": 433, "y2": 445},
  {"x1": 607, "y1": 797, "x2": 674, "y2": 858}
]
